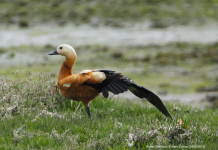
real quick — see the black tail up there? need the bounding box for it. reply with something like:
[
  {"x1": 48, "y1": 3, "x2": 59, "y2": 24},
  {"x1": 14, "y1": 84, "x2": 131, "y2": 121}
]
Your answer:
[{"x1": 84, "y1": 69, "x2": 173, "y2": 120}]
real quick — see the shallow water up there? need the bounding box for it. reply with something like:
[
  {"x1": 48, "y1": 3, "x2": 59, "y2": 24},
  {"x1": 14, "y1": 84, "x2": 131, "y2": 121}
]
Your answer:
[
  {"x1": 1, "y1": 23, "x2": 218, "y2": 48},
  {"x1": 2, "y1": 23, "x2": 217, "y2": 66}
]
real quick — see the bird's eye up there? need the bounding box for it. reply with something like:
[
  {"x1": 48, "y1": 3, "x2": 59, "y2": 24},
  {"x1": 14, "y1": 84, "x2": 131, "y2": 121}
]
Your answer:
[{"x1": 60, "y1": 47, "x2": 63, "y2": 49}]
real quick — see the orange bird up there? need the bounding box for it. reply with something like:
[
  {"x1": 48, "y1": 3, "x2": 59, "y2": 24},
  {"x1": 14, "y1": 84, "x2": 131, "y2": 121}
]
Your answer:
[{"x1": 48, "y1": 44, "x2": 173, "y2": 120}]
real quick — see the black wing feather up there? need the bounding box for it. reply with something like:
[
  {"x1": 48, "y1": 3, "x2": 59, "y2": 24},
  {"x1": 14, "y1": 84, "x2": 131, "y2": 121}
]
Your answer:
[
  {"x1": 112, "y1": 82, "x2": 128, "y2": 92},
  {"x1": 110, "y1": 83, "x2": 123, "y2": 93},
  {"x1": 107, "y1": 84, "x2": 119, "y2": 94},
  {"x1": 116, "y1": 81, "x2": 131, "y2": 89},
  {"x1": 101, "y1": 87, "x2": 109, "y2": 98},
  {"x1": 129, "y1": 83, "x2": 173, "y2": 120}
]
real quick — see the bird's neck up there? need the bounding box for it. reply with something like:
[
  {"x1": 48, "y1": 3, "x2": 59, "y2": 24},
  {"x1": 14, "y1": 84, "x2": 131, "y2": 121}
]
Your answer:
[{"x1": 58, "y1": 56, "x2": 76, "y2": 81}]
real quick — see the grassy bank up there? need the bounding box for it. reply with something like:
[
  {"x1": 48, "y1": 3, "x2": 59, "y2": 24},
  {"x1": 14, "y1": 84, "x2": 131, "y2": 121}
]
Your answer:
[
  {"x1": 0, "y1": 0, "x2": 218, "y2": 27},
  {"x1": 0, "y1": 73, "x2": 218, "y2": 149}
]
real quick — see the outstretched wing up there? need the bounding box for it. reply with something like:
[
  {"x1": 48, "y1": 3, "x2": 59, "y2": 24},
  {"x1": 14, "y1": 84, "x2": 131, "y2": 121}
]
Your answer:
[
  {"x1": 84, "y1": 70, "x2": 131, "y2": 98},
  {"x1": 129, "y1": 82, "x2": 173, "y2": 120},
  {"x1": 83, "y1": 69, "x2": 173, "y2": 120}
]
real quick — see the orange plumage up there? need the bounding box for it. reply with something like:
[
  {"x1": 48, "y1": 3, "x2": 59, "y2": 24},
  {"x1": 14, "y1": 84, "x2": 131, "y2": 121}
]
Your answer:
[{"x1": 49, "y1": 44, "x2": 173, "y2": 120}]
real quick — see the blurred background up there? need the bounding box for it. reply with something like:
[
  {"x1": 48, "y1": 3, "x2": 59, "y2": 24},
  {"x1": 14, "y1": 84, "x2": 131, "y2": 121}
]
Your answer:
[{"x1": 1, "y1": 0, "x2": 218, "y2": 109}]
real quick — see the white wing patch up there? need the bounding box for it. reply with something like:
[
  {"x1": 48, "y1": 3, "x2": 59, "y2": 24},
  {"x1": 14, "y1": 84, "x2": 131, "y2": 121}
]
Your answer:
[
  {"x1": 63, "y1": 83, "x2": 71, "y2": 87},
  {"x1": 92, "y1": 72, "x2": 106, "y2": 82}
]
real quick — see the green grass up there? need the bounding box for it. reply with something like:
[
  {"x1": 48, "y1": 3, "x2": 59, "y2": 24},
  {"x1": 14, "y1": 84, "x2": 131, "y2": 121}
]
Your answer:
[
  {"x1": 0, "y1": 0, "x2": 218, "y2": 27},
  {"x1": 0, "y1": 73, "x2": 218, "y2": 149}
]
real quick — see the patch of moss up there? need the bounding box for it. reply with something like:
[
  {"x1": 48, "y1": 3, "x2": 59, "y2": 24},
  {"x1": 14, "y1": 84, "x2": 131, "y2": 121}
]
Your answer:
[
  {"x1": 0, "y1": 48, "x2": 6, "y2": 54},
  {"x1": 19, "y1": 19, "x2": 28, "y2": 28},
  {"x1": 8, "y1": 52, "x2": 15, "y2": 58}
]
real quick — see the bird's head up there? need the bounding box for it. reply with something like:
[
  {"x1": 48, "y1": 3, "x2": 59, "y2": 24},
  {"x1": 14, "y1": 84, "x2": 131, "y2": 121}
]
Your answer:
[{"x1": 48, "y1": 44, "x2": 77, "y2": 60}]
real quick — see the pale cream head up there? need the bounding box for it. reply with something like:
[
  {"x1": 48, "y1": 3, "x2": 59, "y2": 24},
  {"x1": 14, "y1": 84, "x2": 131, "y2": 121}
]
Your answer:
[{"x1": 56, "y1": 44, "x2": 77, "y2": 57}]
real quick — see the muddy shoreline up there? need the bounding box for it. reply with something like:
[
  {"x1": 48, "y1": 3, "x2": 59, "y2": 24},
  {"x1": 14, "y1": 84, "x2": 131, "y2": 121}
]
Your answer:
[{"x1": 1, "y1": 24, "x2": 218, "y2": 48}]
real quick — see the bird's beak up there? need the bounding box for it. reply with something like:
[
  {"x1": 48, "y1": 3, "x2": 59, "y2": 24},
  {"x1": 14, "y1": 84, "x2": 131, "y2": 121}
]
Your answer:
[{"x1": 48, "y1": 50, "x2": 59, "y2": 55}]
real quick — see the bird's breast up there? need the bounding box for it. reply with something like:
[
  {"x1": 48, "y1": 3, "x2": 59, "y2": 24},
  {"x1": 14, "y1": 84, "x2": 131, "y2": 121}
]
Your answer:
[{"x1": 58, "y1": 83, "x2": 100, "y2": 101}]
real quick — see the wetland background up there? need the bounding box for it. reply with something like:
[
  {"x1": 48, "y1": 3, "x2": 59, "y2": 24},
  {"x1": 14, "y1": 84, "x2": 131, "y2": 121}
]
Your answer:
[
  {"x1": 1, "y1": 0, "x2": 218, "y2": 108},
  {"x1": 1, "y1": 0, "x2": 218, "y2": 149}
]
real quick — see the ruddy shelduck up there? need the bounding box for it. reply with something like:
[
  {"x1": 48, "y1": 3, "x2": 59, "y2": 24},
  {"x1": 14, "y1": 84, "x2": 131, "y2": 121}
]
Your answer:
[{"x1": 49, "y1": 44, "x2": 173, "y2": 120}]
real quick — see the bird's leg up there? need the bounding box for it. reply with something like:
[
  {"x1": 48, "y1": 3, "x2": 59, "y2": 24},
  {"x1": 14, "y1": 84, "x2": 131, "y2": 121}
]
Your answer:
[
  {"x1": 82, "y1": 100, "x2": 91, "y2": 118},
  {"x1": 85, "y1": 106, "x2": 91, "y2": 118}
]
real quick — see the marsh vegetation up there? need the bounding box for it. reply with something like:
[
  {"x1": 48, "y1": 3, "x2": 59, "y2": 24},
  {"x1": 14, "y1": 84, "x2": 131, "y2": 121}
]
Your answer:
[{"x1": 1, "y1": 0, "x2": 218, "y2": 27}]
